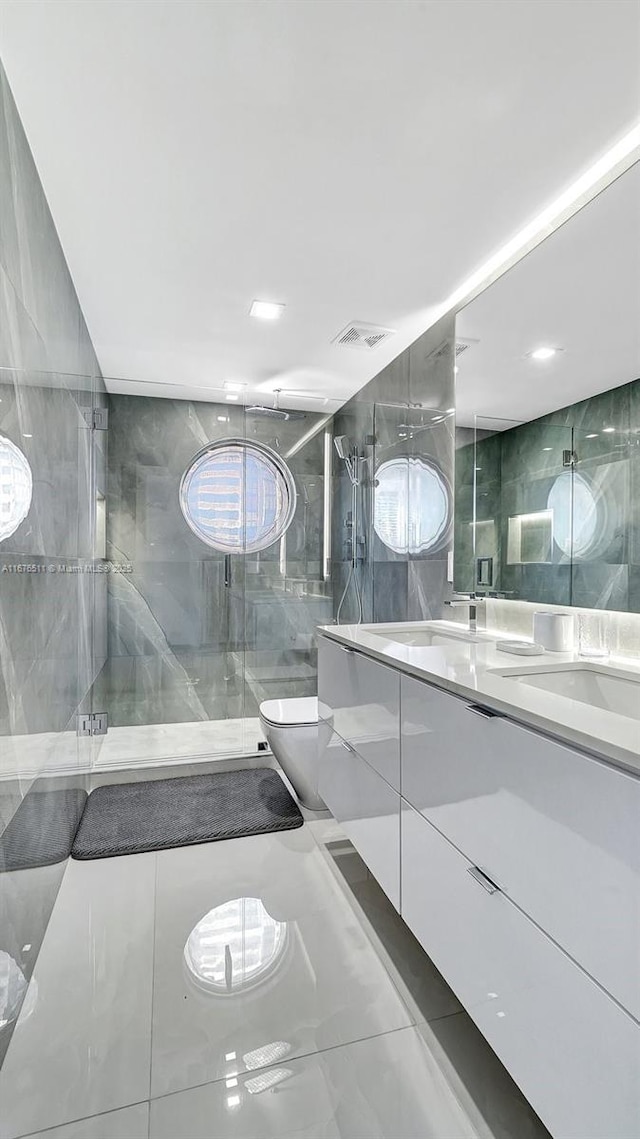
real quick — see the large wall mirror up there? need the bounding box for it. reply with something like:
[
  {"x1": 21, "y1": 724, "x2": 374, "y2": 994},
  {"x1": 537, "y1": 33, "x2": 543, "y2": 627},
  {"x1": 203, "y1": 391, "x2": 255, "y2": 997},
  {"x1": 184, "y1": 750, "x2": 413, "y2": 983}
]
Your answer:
[{"x1": 454, "y1": 161, "x2": 640, "y2": 613}]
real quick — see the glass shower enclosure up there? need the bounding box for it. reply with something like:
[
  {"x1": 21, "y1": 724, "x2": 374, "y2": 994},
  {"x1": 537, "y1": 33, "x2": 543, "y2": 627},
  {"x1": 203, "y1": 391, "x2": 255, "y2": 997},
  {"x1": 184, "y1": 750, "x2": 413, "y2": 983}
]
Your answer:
[{"x1": 89, "y1": 387, "x2": 333, "y2": 771}]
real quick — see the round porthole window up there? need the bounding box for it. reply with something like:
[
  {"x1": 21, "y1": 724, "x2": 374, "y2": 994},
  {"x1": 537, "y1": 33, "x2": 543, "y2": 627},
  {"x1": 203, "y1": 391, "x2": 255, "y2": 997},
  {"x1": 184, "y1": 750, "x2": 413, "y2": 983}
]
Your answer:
[
  {"x1": 547, "y1": 470, "x2": 602, "y2": 560},
  {"x1": 374, "y1": 456, "x2": 451, "y2": 555},
  {"x1": 0, "y1": 435, "x2": 33, "y2": 543},
  {"x1": 179, "y1": 439, "x2": 297, "y2": 553}
]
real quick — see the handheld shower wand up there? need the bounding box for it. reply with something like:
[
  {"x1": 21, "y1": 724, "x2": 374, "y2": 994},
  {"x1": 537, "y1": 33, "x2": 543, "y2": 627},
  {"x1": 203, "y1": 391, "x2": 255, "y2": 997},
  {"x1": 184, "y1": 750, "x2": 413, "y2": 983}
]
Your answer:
[{"x1": 333, "y1": 435, "x2": 364, "y2": 624}]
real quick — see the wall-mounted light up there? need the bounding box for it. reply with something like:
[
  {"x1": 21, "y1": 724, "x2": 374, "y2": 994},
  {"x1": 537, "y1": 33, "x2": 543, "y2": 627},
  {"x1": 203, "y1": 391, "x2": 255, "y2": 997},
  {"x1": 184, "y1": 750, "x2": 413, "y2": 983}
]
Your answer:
[{"x1": 323, "y1": 430, "x2": 332, "y2": 580}]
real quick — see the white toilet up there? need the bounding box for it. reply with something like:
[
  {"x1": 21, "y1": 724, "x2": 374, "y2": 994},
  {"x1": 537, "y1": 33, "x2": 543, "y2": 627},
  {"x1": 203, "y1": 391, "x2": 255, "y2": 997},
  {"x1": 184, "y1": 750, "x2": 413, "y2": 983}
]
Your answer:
[{"x1": 259, "y1": 696, "x2": 328, "y2": 811}]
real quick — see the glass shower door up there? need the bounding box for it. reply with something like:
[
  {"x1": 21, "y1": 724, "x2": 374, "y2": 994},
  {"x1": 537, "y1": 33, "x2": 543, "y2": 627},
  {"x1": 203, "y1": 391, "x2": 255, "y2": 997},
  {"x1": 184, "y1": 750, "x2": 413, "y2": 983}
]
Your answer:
[{"x1": 90, "y1": 388, "x2": 248, "y2": 770}]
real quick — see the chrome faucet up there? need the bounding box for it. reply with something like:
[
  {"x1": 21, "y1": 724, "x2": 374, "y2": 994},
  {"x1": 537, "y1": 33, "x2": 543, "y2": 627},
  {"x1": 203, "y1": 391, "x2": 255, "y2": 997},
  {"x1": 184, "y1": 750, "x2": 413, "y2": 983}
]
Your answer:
[{"x1": 445, "y1": 592, "x2": 485, "y2": 634}]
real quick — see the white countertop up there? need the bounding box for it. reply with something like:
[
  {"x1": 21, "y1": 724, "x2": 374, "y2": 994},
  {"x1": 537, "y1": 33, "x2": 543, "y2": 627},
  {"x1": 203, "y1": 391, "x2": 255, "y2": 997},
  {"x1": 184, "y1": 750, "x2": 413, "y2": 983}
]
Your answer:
[{"x1": 318, "y1": 621, "x2": 640, "y2": 778}]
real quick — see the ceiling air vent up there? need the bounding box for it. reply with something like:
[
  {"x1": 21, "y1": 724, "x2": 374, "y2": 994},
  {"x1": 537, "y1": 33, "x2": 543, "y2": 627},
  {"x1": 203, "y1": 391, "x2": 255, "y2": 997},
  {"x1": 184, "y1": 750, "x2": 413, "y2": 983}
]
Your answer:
[
  {"x1": 333, "y1": 322, "x2": 396, "y2": 350},
  {"x1": 455, "y1": 337, "x2": 479, "y2": 357}
]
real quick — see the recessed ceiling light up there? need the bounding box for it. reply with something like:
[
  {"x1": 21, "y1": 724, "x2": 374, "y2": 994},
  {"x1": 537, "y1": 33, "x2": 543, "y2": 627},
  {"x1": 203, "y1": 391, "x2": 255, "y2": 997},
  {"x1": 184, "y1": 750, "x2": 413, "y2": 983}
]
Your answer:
[
  {"x1": 585, "y1": 433, "x2": 599, "y2": 439},
  {"x1": 542, "y1": 447, "x2": 553, "y2": 451},
  {"x1": 225, "y1": 394, "x2": 239, "y2": 402},
  {"x1": 528, "y1": 347, "x2": 558, "y2": 361},
  {"x1": 603, "y1": 426, "x2": 616, "y2": 433},
  {"x1": 223, "y1": 381, "x2": 247, "y2": 392},
  {"x1": 217, "y1": 415, "x2": 229, "y2": 422},
  {"x1": 250, "y1": 300, "x2": 285, "y2": 321},
  {"x1": 22, "y1": 433, "x2": 32, "y2": 438}
]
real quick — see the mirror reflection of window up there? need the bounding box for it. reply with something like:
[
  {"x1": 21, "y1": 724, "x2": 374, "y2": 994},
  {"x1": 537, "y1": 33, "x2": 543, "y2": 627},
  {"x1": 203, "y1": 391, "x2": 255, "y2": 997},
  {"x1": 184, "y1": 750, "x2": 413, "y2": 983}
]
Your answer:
[
  {"x1": 547, "y1": 470, "x2": 601, "y2": 560},
  {"x1": 184, "y1": 897, "x2": 288, "y2": 995},
  {"x1": 0, "y1": 435, "x2": 33, "y2": 542},
  {"x1": 374, "y1": 456, "x2": 451, "y2": 555}
]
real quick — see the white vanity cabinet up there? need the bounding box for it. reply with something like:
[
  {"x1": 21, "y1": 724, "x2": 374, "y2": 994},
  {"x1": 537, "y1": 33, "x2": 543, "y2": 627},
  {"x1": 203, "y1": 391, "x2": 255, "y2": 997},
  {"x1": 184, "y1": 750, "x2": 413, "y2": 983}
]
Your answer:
[
  {"x1": 318, "y1": 635, "x2": 400, "y2": 790},
  {"x1": 317, "y1": 632, "x2": 640, "y2": 1138},
  {"x1": 317, "y1": 726, "x2": 400, "y2": 909},
  {"x1": 401, "y1": 673, "x2": 640, "y2": 1021},
  {"x1": 401, "y1": 802, "x2": 640, "y2": 1139}
]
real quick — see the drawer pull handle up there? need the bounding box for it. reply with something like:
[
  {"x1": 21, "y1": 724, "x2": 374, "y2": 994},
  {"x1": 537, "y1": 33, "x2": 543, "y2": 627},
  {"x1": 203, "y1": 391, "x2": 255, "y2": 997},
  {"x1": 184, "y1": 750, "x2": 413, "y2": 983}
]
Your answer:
[
  {"x1": 467, "y1": 865, "x2": 500, "y2": 894},
  {"x1": 340, "y1": 645, "x2": 356, "y2": 654},
  {"x1": 466, "y1": 703, "x2": 499, "y2": 720},
  {"x1": 341, "y1": 740, "x2": 356, "y2": 755}
]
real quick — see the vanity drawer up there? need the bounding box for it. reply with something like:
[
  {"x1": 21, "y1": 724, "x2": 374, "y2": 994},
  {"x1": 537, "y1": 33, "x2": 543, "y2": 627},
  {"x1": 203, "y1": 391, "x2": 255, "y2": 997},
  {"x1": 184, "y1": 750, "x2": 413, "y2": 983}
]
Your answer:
[
  {"x1": 401, "y1": 802, "x2": 640, "y2": 1139},
  {"x1": 401, "y1": 673, "x2": 640, "y2": 1020},
  {"x1": 318, "y1": 636, "x2": 400, "y2": 790},
  {"x1": 318, "y1": 727, "x2": 400, "y2": 909}
]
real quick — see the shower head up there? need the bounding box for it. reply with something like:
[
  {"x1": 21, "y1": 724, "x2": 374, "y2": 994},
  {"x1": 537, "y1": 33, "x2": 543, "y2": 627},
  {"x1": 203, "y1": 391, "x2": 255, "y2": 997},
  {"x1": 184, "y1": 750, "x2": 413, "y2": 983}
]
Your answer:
[
  {"x1": 334, "y1": 435, "x2": 360, "y2": 486},
  {"x1": 247, "y1": 389, "x2": 306, "y2": 421},
  {"x1": 333, "y1": 435, "x2": 352, "y2": 460},
  {"x1": 247, "y1": 405, "x2": 291, "y2": 420}
]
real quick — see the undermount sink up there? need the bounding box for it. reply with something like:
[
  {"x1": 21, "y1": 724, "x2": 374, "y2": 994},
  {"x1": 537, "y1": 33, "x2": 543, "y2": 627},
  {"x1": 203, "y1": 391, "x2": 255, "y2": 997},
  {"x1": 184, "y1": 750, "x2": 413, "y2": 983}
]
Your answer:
[
  {"x1": 365, "y1": 621, "x2": 493, "y2": 647},
  {"x1": 492, "y1": 662, "x2": 640, "y2": 720}
]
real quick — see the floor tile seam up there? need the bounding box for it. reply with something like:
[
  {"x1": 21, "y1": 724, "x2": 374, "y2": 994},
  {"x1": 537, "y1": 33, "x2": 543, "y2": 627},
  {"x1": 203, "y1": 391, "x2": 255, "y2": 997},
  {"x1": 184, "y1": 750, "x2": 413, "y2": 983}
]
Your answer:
[
  {"x1": 14, "y1": 1099, "x2": 150, "y2": 1139},
  {"x1": 147, "y1": 1022, "x2": 419, "y2": 1106}
]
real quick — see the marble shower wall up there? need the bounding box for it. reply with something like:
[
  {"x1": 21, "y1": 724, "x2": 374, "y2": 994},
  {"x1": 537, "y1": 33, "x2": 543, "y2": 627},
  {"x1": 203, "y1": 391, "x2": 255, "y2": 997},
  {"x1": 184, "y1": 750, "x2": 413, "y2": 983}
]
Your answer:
[
  {"x1": 101, "y1": 394, "x2": 331, "y2": 742},
  {"x1": 332, "y1": 313, "x2": 455, "y2": 624},
  {"x1": 455, "y1": 379, "x2": 640, "y2": 612},
  {"x1": 0, "y1": 60, "x2": 106, "y2": 1061}
]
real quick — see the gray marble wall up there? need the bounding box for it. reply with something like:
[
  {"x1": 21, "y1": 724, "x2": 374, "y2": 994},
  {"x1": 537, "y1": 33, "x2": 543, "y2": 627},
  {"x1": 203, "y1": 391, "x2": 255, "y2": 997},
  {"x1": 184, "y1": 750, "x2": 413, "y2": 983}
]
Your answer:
[
  {"x1": 101, "y1": 395, "x2": 331, "y2": 733},
  {"x1": 454, "y1": 379, "x2": 640, "y2": 612},
  {"x1": 332, "y1": 314, "x2": 456, "y2": 624},
  {"x1": 0, "y1": 61, "x2": 106, "y2": 1060}
]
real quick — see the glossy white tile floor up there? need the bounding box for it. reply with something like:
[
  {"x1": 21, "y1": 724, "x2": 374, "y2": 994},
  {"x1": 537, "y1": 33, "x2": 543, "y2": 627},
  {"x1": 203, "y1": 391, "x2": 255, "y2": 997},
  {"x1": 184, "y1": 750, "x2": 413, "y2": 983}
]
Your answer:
[{"x1": 0, "y1": 807, "x2": 550, "y2": 1139}]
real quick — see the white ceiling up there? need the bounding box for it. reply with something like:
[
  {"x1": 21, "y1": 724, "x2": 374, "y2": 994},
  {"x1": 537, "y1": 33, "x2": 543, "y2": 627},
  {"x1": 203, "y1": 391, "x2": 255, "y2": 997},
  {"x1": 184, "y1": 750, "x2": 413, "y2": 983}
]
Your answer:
[
  {"x1": 1, "y1": 0, "x2": 639, "y2": 411},
  {"x1": 456, "y1": 162, "x2": 640, "y2": 427}
]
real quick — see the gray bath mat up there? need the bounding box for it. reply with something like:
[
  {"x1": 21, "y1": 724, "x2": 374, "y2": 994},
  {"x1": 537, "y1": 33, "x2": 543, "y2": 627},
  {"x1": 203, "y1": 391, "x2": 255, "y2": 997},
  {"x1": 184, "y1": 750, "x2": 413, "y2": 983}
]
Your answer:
[
  {"x1": 1, "y1": 788, "x2": 88, "y2": 871},
  {"x1": 71, "y1": 767, "x2": 303, "y2": 860}
]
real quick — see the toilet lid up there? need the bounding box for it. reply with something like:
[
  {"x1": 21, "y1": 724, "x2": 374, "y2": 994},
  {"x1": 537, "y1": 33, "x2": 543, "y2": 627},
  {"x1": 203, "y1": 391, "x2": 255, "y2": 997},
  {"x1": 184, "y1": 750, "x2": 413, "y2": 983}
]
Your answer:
[{"x1": 260, "y1": 696, "x2": 318, "y2": 727}]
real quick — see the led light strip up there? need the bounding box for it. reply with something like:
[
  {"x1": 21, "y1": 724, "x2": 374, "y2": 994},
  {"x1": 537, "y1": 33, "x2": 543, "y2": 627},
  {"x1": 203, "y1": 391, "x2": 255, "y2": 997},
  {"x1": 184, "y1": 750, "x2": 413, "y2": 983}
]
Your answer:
[{"x1": 443, "y1": 123, "x2": 640, "y2": 316}]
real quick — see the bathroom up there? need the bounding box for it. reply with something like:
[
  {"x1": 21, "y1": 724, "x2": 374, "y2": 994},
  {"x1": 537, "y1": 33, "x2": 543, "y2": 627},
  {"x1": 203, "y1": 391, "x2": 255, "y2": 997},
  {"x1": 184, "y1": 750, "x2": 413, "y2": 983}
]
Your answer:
[{"x1": 0, "y1": 2, "x2": 639, "y2": 1136}]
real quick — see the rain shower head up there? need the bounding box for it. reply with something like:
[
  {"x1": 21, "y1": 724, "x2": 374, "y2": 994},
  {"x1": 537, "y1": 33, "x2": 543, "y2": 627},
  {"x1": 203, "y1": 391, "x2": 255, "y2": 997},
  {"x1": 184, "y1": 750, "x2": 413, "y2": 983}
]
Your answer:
[
  {"x1": 247, "y1": 389, "x2": 306, "y2": 421},
  {"x1": 247, "y1": 404, "x2": 290, "y2": 420}
]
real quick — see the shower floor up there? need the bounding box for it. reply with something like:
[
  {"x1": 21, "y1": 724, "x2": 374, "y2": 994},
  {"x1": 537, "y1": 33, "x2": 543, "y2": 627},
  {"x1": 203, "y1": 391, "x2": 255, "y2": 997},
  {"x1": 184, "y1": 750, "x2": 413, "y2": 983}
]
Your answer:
[{"x1": 0, "y1": 718, "x2": 266, "y2": 781}]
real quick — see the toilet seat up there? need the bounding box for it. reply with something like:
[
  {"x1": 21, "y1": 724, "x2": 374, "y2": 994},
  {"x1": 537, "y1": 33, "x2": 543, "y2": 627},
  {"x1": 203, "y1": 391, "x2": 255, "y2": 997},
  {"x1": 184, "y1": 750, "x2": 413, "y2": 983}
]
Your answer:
[{"x1": 259, "y1": 696, "x2": 318, "y2": 728}]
